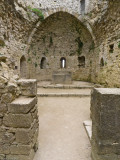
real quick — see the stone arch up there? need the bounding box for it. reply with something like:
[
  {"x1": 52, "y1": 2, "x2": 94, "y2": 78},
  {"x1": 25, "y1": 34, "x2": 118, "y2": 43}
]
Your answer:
[
  {"x1": 40, "y1": 57, "x2": 47, "y2": 69},
  {"x1": 20, "y1": 55, "x2": 27, "y2": 78},
  {"x1": 60, "y1": 57, "x2": 66, "y2": 69},
  {"x1": 27, "y1": 10, "x2": 95, "y2": 81},
  {"x1": 27, "y1": 9, "x2": 96, "y2": 50}
]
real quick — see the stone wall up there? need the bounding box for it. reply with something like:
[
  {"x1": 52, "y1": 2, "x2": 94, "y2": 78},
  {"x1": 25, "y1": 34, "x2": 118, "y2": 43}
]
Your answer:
[
  {"x1": 0, "y1": 0, "x2": 120, "y2": 86},
  {"x1": 29, "y1": 11, "x2": 94, "y2": 81},
  {"x1": 0, "y1": 61, "x2": 38, "y2": 160},
  {"x1": 91, "y1": 88, "x2": 120, "y2": 160},
  {"x1": 90, "y1": 0, "x2": 120, "y2": 87}
]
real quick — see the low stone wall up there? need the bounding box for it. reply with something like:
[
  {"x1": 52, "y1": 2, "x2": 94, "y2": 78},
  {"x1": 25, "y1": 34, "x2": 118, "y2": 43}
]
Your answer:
[
  {"x1": 91, "y1": 88, "x2": 120, "y2": 160},
  {"x1": 0, "y1": 78, "x2": 38, "y2": 160}
]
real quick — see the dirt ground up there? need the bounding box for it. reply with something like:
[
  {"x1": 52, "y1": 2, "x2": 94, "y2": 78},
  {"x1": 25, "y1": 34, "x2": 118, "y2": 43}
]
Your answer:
[{"x1": 34, "y1": 95, "x2": 91, "y2": 160}]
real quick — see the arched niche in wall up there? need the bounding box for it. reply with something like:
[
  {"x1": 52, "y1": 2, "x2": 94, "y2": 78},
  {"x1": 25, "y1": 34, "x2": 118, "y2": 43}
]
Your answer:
[
  {"x1": 20, "y1": 55, "x2": 27, "y2": 78},
  {"x1": 78, "y1": 56, "x2": 85, "y2": 68},
  {"x1": 60, "y1": 57, "x2": 66, "y2": 69},
  {"x1": 40, "y1": 57, "x2": 47, "y2": 69},
  {"x1": 100, "y1": 57, "x2": 104, "y2": 67}
]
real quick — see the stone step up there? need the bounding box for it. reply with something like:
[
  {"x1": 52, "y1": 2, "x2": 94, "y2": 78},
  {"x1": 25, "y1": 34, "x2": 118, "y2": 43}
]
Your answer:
[
  {"x1": 37, "y1": 93, "x2": 90, "y2": 97},
  {"x1": 37, "y1": 81, "x2": 96, "y2": 89},
  {"x1": 37, "y1": 85, "x2": 94, "y2": 89},
  {"x1": 8, "y1": 96, "x2": 37, "y2": 114}
]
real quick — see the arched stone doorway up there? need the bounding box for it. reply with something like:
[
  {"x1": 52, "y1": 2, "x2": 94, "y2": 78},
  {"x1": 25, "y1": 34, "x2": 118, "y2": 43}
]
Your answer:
[{"x1": 20, "y1": 55, "x2": 27, "y2": 78}]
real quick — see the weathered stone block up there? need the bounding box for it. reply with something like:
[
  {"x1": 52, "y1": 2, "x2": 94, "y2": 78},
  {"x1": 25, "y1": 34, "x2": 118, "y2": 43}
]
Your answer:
[
  {"x1": 0, "y1": 154, "x2": 5, "y2": 160},
  {"x1": 6, "y1": 149, "x2": 35, "y2": 160},
  {"x1": 10, "y1": 145, "x2": 31, "y2": 155},
  {"x1": 8, "y1": 96, "x2": 37, "y2": 114},
  {"x1": 0, "y1": 144, "x2": 10, "y2": 154},
  {"x1": 91, "y1": 88, "x2": 120, "y2": 160},
  {"x1": 1, "y1": 93, "x2": 14, "y2": 103},
  {"x1": 3, "y1": 113, "x2": 33, "y2": 128},
  {"x1": 0, "y1": 102, "x2": 7, "y2": 113},
  {"x1": 18, "y1": 79, "x2": 37, "y2": 96},
  {"x1": 15, "y1": 129, "x2": 31, "y2": 144},
  {"x1": 52, "y1": 71, "x2": 72, "y2": 84},
  {"x1": 7, "y1": 82, "x2": 17, "y2": 93},
  {"x1": 0, "y1": 132, "x2": 15, "y2": 144}
]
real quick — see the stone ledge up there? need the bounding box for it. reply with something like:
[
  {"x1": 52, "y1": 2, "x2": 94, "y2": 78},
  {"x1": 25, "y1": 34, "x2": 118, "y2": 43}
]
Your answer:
[
  {"x1": 94, "y1": 88, "x2": 120, "y2": 95},
  {"x1": 18, "y1": 79, "x2": 37, "y2": 96},
  {"x1": 8, "y1": 96, "x2": 37, "y2": 114}
]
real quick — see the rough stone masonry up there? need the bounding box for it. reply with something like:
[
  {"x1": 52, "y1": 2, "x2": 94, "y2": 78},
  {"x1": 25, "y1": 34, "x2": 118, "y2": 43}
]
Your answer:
[
  {"x1": 0, "y1": 62, "x2": 39, "y2": 160},
  {"x1": 91, "y1": 88, "x2": 120, "y2": 160}
]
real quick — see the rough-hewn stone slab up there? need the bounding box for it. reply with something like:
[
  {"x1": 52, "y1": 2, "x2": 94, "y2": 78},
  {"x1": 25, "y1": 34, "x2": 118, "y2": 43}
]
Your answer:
[
  {"x1": 15, "y1": 129, "x2": 31, "y2": 145},
  {"x1": 8, "y1": 96, "x2": 37, "y2": 114},
  {"x1": 3, "y1": 113, "x2": 32, "y2": 128},
  {"x1": 10, "y1": 145, "x2": 31, "y2": 155},
  {"x1": 18, "y1": 79, "x2": 37, "y2": 96},
  {"x1": 52, "y1": 71, "x2": 72, "y2": 84}
]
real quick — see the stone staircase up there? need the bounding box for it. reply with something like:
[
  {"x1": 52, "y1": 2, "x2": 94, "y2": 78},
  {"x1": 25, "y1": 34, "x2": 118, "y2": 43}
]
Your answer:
[{"x1": 37, "y1": 81, "x2": 95, "y2": 97}]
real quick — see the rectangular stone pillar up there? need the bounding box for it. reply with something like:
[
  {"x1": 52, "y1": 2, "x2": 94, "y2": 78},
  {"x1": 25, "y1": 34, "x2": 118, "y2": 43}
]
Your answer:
[{"x1": 91, "y1": 88, "x2": 120, "y2": 160}]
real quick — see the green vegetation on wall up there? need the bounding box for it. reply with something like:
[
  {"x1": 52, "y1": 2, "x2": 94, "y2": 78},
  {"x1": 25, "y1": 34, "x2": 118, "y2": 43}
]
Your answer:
[
  {"x1": 27, "y1": 6, "x2": 44, "y2": 21},
  {"x1": 75, "y1": 37, "x2": 83, "y2": 55}
]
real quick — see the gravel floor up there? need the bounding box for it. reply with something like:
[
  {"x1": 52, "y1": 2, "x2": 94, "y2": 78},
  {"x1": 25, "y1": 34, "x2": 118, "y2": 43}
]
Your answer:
[{"x1": 34, "y1": 95, "x2": 91, "y2": 160}]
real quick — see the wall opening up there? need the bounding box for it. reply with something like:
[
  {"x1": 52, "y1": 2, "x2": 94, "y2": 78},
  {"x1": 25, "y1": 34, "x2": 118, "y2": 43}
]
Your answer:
[
  {"x1": 20, "y1": 56, "x2": 27, "y2": 78},
  {"x1": 100, "y1": 57, "x2": 104, "y2": 67},
  {"x1": 60, "y1": 57, "x2": 66, "y2": 68},
  {"x1": 40, "y1": 57, "x2": 47, "y2": 69},
  {"x1": 81, "y1": 0, "x2": 85, "y2": 15},
  {"x1": 109, "y1": 44, "x2": 114, "y2": 53},
  {"x1": 78, "y1": 56, "x2": 85, "y2": 68}
]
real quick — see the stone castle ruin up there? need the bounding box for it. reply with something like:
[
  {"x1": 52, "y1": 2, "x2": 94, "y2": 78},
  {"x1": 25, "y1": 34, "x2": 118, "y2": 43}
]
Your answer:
[{"x1": 0, "y1": 0, "x2": 120, "y2": 160}]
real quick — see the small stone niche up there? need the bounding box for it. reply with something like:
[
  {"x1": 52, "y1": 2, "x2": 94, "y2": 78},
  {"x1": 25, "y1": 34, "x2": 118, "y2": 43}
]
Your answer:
[
  {"x1": 100, "y1": 57, "x2": 104, "y2": 67},
  {"x1": 78, "y1": 56, "x2": 85, "y2": 68},
  {"x1": 109, "y1": 44, "x2": 114, "y2": 53},
  {"x1": 40, "y1": 57, "x2": 46, "y2": 69}
]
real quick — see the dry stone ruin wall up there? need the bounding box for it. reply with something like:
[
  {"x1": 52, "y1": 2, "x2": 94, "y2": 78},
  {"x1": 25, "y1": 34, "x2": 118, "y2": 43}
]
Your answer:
[
  {"x1": 0, "y1": 60, "x2": 39, "y2": 160},
  {"x1": 90, "y1": 0, "x2": 120, "y2": 87},
  {"x1": 0, "y1": 0, "x2": 120, "y2": 160},
  {"x1": 1, "y1": 0, "x2": 119, "y2": 87}
]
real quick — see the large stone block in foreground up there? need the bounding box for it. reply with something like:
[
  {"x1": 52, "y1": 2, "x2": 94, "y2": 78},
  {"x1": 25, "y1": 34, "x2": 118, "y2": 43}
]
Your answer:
[
  {"x1": 91, "y1": 88, "x2": 120, "y2": 160},
  {"x1": 0, "y1": 82, "x2": 38, "y2": 160},
  {"x1": 52, "y1": 71, "x2": 72, "y2": 84}
]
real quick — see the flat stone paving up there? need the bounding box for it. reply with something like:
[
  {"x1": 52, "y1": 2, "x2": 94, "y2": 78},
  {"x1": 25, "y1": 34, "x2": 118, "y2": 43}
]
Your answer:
[
  {"x1": 37, "y1": 88, "x2": 91, "y2": 94},
  {"x1": 34, "y1": 85, "x2": 92, "y2": 160}
]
